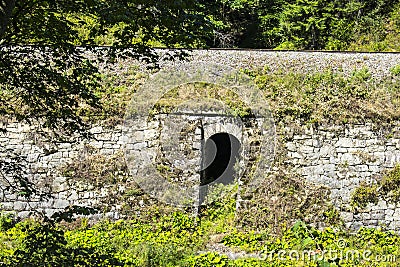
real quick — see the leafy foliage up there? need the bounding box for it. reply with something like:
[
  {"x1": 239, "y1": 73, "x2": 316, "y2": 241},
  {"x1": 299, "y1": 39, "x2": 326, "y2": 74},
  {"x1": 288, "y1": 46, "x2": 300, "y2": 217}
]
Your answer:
[
  {"x1": 0, "y1": 220, "x2": 124, "y2": 267},
  {"x1": 351, "y1": 182, "x2": 379, "y2": 208},
  {"x1": 0, "y1": 0, "x2": 211, "y2": 206},
  {"x1": 0, "y1": 0, "x2": 211, "y2": 138},
  {"x1": 0, "y1": 213, "x2": 16, "y2": 231},
  {"x1": 1, "y1": 214, "x2": 400, "y2": 266},
  {"x1": 222, "y1": 230, "x2": 266, "y2": 252},
  {"x1": 0, "y1": 46, "x2": 100, "y2": 138},
  {"x1": 198, "y1": 0, "x2": 400, "y2": 50},
  {"x1": 352, "y1": 164, "x2": 400, "y2": 208}
]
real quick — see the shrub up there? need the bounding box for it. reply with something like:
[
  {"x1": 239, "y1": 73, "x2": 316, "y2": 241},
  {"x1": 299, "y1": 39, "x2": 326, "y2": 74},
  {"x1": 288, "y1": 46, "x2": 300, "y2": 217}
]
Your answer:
[
  {"x1": 351, "y1": 182, "x2": 379, "y2": 208},
  {"x1": 0, "y1": 213, "x2": 16, "y2": 231},
  {"x1": 390, "y1": 65, "x2": 400, "y2": 76},
  {"x1": 351, "y1": 164, "x2": 400, "y2": 208}
]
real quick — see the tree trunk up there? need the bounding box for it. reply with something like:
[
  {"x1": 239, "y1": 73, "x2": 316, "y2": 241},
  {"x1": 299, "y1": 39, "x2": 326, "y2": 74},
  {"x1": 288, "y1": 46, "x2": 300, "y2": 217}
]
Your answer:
[{"x1": 0, "y1": 0, "x2": 16, "y2": 39}]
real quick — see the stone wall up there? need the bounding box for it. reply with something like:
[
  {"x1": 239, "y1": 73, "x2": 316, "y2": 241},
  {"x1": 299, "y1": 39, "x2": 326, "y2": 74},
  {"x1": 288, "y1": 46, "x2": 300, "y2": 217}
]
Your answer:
[
  {"x1": 1, "y1": 50, "x2": 400, "y2": 231},
  {"x1": 2, "y1": 117, "x2": 400, "y2": 230},
  {"x1": 0, "y1": 112, "x2": 263, "y2": 218},
  {"x1": 283, "y1": 123, "x2": 400, "y2": 230}
]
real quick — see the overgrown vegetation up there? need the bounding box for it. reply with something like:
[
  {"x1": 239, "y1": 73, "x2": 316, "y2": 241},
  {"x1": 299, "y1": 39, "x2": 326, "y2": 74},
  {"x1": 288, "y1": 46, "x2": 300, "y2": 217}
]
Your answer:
[
  {"x1": 59, "y1": 147, "x2": 162, "y2": 216},
  {"x1": 236, "y1": 168, "x2": 341, "y2": 233},
  {"x1": 250, "y1": 67, "x2": 400, "y2": 125},
  {"x1": 0, "y1": 201, "x2": 399, "y2": 266},
  {"x1": 235, "y1": 128, "x2": 342, "y2": 234},
  {"x1": 149, "y1": 82, "x2": 253, "y2": 118},
  {"x1": 86, "y1": 66, "x2": 400, "y2": 127},
  {"x1": 351, "y1": 164, "x2": 400, "y2": 208},
  {"x1": 83, "y1": 65, "x2": 149, "y2": 126},
  {"x1": 2, "y1": 2, "x2": 400, "y2": 265},
  {"x1": 61, "y1": 148, "x2": 128, "y2": 187}
]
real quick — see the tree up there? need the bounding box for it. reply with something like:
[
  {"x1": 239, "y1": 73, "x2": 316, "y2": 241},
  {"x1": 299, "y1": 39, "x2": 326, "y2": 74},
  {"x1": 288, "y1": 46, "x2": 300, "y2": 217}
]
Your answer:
[
  {"x1": 199, "y1": 0, "x2": 274, "y2": 48},
  {"x1": 0, "y1": 0, "x2": 211, "y2": 136},
  {"x1": 275, "y1": 0, "x2": 349, "y2": 50},
  {"x1": 0, "y1": 0, "x2": 210, "y2": 200},
  {"x1": 274, "y1": 0, "x2": 399, "y2": 50}
]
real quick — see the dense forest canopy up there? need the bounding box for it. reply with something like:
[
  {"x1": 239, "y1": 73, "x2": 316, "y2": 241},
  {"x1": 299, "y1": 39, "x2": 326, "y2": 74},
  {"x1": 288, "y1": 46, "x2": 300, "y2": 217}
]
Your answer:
[
  {"x1": 2, "y1": 0, "x2": 400, "y2": 51},
  {"x1": 203, "y1": 0, "x2": 400, "y2": 51}
]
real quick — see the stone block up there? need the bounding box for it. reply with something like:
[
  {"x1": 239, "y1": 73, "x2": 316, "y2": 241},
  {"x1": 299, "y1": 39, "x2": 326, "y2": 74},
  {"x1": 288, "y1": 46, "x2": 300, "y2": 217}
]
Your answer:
[
  {"x1": 355, "y1": 165, "x2": 368, "y2": 172},
  {"x1": 97, "y1": 133, "x2": 112, "y2": 141},
  {"x1": 366, "y1": 220, "x2": 378, "y2": 226},
  {"x1": 354, "y1": 139, "x2": 366, "y2": 148},
  {"x1": 340, "y1": 212, "x2": 353, "y2": 222},
  {"x1": 290, "y1": 152, "x2": 303, "y2": 159},
  {"x1": 393, "y1": 208, "x2": 400, "y2": 220},
  {"x1": 102, "y1": 149, "x2": 114, "y2": 155},
  {"x1": 388, "y1": 220, "x2": 400, "y2": 230},
  {"x1": 319, "y1": 145, "x2": 334, "y2": 157},
  {"x1": 111, "y1": 134, "x2": 120, "y2": 142},
  {"x1": 385, "y1": 209, "x2": 394, "y2": 216},
  {"x1": 27, "y1": 202, "x2": 40, "y2": 209},
  {"x1": 144, "y1": 129, "x2": 159, "y2": 140},
  {"x1": 68, "y1": 191, "x2": 79, "y2": 201},
  {"x1": 14, "y1": 201, "x2": 27, "y2": 211},
  {"x1": 370, "y1": 211, "x2": 385, "y2": 220},
  {"x1": 90, "y1": 126, "x2": 103, "y2": 134},
  {"x1": 103, "y1": 142, "x2": 113, "y2": 149},
  {"x1": 88, "y1": 140, "x2": 104, "y2": 149},
  {"x1": 386, "y1": 145, "x2": 396, "y2": 151},
  {"x1": 286, "y1": 142, "x2": 297, "y2": 152},
  {"x1": 293, "y1": 134, "x2": 311, "y2": 140},
  {"x1": 45, "y1": 209, "x2": 58, "y2": 218},
  {"x1": 385, "y1": 151, "x2": 400, "y2": 167},
  {"x1": 17, "y1": 211, "x2": 31, "y2": 218},
  {"x1": 373, "y1": 151, "x2": 385, "y2": 162},
  {"x1": 112, "y1": 144, "x2": 121, "y2": 149},
  {"x1": 368, "y1": 165, "x2": 380, "y2": 172},
  {"x1": 385, "y1": 213, "x2": 394, "y2": 222},
  {"x1": 192, "y1": 141, "x2": 201, "y2": 150},
  {"x1": 340, "y1": 153, "x2": 361, "y2": 165},
  {"x1": 361, "y1": 213, "x2": 371, "y2": 220},
  {"x1": 39, "y1": 199, "x2": 54, "y2": 208},
  {"x1": 133, "y1": 142, "x2": 147, "y2": 150},
  {"x1": 147, "y1": 121, "x2": 159, "y2": 129},
  {"x1": 349, "y1": 221, "x2": 363, "y2": 231},
  {"x1": 299, "y1": 145, "x2": 314, "y2": 153},
  {"x1": 377, "y1": 200, "x2": 388, "y2": 210},
  {"x1": 336, "y1": 137, "x2": 353, "y2": 148}
]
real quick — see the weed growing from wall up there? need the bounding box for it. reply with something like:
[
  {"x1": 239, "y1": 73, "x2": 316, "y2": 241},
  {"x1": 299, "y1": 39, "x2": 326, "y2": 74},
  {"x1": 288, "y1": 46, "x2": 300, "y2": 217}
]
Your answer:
[{"x1": 351, "y1": 164, "x2": 400, "y2": 208}]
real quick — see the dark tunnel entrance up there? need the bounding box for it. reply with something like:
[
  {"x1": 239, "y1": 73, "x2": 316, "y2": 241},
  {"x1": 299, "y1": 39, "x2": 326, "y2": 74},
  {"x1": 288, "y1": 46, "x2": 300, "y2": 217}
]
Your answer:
[{"x1": 199, "y1": 132, "x2": 241, "y2": 205}]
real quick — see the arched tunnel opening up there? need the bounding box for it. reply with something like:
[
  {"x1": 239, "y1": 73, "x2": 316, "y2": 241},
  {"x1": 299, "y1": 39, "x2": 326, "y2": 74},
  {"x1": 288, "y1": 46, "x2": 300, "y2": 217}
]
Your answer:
[{"x1": 199, "y1": 132, "x2": 241, "y2": 205}]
